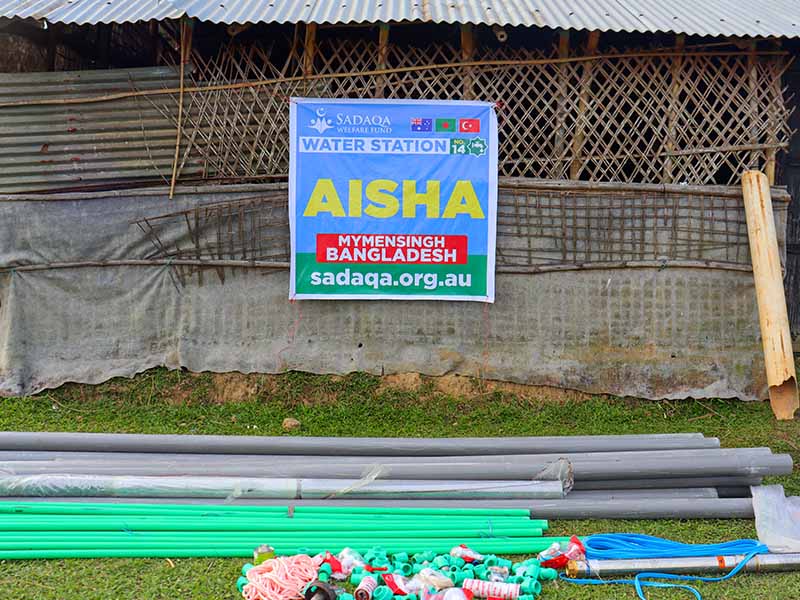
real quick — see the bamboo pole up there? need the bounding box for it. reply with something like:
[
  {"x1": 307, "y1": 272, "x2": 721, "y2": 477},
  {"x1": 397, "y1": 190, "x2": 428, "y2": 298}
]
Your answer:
[
  {"x1": 303, "y1": 22, "x2": 317, "y2": 82},
  {"x1": 375, "y1": 24, "x2": 390, "y2": 98},
  {"x1": 664, "y1": 34, "x2": 685, "y2": 183},
  {"x1": 570, "y1": 31, "x2": 600, "y2": 179},
  {"x1": 554, "y1": 30, "x2": 570, "y2": 177},
  {"x1": 168, "y1": 19, "x2": 191, "y2": 199},
  {"x1": 460, "y1": 24, "x2": 476, "y2": 100},
  {"x1": 765, "y1": 41, "x2": 782, "y2": 184},
  {"x1": 741, "y1": 170, "x2": 799, "y2": 420}
]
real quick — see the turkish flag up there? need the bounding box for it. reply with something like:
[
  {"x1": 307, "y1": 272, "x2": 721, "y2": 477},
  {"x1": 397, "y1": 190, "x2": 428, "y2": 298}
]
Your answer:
[{"x1": 459, "y1": 118, "x2": 480, "y2": 133}]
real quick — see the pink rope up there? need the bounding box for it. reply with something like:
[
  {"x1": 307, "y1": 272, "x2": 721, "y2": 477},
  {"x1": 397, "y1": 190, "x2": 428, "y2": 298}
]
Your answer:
[{"x1": 243, "y1": 554, "x2": 322, "y2": 600}]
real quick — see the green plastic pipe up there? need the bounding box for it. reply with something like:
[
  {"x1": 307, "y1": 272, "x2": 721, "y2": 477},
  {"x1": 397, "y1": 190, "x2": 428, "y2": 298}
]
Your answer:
[
  {"x1": 293, "y1": 507, "x2": 531, "y2": 516},
  {"x1": 0, "y1": 517, "x2": 545, "y2": 533},
  {"x1": 0, "y1": 536, "x2": 553, "y2": 550},
  {"x1": 0, "y1": 538, "x2": 572, "y2": 560},
  {"x1": 0, "y1": 513, "x2": 540, "y2": 524}
]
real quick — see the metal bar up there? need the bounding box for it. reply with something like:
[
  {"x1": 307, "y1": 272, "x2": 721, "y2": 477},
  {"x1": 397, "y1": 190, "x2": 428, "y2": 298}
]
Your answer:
[{"x1": 567, "y1": 553, "x2": 800, "y2": 577}]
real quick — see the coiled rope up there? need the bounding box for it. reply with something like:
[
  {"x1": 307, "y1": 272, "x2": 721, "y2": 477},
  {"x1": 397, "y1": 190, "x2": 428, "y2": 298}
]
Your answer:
[
  {"x1": 242, "y1": 554, "x2": 322, "y2": 600},
  {"x1": 562, "y1": 533, "x2": 769, "y2": 600}
]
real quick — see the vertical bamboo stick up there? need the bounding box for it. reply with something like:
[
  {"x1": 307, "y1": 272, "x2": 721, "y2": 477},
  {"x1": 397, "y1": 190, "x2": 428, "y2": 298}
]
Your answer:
[
  {"x1": 303, "y1": 23, "x2": 318, "y2": 79},
  {"x1": 460, "y1": 24, "x2": 476, "y2": 100},
  {"x1": 169, "y1": 19, "x2": 191, "y2": 199},
  {"x1": 741, "y1": 171, "x2": 798, "y2": 420},
  {"x1": 764, "y1": 41, "x2": 782, "y2": 185},
  {"x1": 375, "y1": 24, "x2": 390, "y2": 98},
  {"x1": 664, "y1": 34, "x2": 685, "y2": 183},
  {"x1": 747, "y1": 41, "x2": 761, "y2": 170},
  {"x1": 554, "y1": 30, "x2": 570, "y2": 178},
  {"x1": 570, "y1": 31, "x2": 600, "y2": 180}
]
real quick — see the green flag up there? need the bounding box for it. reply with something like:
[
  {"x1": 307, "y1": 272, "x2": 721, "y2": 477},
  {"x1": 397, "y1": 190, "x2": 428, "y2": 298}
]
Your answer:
[{"x1": 435, "y1": 118, "x2": 456, "y2": 132}]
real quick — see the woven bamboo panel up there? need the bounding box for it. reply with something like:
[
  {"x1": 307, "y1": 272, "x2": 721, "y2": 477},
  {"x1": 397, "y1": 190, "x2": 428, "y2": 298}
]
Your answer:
[{"x1": 169, "y1": 38, "x2": 791, "y2": 186}]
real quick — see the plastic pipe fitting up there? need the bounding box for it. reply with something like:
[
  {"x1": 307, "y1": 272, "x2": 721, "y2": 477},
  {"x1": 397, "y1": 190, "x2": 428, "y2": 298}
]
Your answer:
[
  {"x1": 236, "y1": 576, "x2": 249, "y2": 593},
  {"x1": 373, "y1": 586, "x2": 393, "y2": 600},
  {"x1": 242, "y1": 563, "x2": 254, "y2": 576}
]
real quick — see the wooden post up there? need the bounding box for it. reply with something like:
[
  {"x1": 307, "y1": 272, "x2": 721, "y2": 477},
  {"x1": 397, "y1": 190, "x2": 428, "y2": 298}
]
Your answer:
[
  {"x1": 460, "y1": 24, "x2": 476, "y2": 100},
  {"x1": 375, "y1": 24, "x2": 390, "y2": 98},
  {"x1": 570, "y1": 30, "x2": 600, "y2": 180},
  {"x1": 741, "y1": 171, "x2": 799, "y2": 420},
  {"x1": 553, "y1": 30, "x2": 570, "y2": 178},
  {"x1": 664, "y1": 34, "x2": 685, "y2": 183},
  {"x1": 303, "y1": 23, "x2": 317, "y2": 78}
]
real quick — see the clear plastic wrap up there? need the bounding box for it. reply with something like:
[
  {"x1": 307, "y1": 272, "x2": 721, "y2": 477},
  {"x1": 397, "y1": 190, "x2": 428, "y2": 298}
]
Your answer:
[{"x1": 753, "y1": 485, "x2": 800, "y2": 552}]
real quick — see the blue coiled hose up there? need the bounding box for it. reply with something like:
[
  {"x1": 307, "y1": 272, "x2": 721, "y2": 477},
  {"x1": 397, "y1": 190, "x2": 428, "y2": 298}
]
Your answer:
[{"x1": 561, "y1": 533, "x2": 769, "y2": 600}]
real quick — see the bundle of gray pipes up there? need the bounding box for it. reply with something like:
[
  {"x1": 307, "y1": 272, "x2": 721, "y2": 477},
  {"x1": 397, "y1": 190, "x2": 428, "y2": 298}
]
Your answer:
[{"x1": 0, "y1": 431, "x2": 792, "y2": 519}]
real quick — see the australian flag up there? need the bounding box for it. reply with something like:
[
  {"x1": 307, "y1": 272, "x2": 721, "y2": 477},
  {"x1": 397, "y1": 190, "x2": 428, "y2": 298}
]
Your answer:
[{"x1": 410, "y1": 117, "x2": 433, "y2": 132}]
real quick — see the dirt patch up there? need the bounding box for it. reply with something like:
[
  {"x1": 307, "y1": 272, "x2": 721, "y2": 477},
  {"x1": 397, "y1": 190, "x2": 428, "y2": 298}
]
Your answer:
[
  {"x1": 377, "y1": 373, "x2": 423, "y2": 393},
  {"x1": 209, "y1": 373, "x2": 274, "y2": 403}
]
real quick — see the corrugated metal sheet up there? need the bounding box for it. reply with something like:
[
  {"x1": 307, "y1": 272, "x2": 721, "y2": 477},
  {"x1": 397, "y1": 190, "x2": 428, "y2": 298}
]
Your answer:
[
  {"x1": 0, "y1": 0, "x2": 181, "y2": 23},
  {"x1": 0, "y1": 0, "x2": 798, "y2": 38},
  {"x1": 0, "y1": 66, "x2": 195, "y2": 193}
]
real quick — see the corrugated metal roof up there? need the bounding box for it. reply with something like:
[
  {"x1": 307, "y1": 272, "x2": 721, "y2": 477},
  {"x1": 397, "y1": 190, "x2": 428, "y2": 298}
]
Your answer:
[
  {"x1": 0, "y1": 0, "x2": 798, "y2": 37},
  {"x1": 0, "y1": 66, "x2": 202, "y2": 193}
]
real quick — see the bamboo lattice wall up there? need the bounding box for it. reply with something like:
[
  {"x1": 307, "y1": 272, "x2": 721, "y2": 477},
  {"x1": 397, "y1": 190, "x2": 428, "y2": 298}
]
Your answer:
[{"x1": 163, "y1": 37, "x2": 792, "y2": 187}]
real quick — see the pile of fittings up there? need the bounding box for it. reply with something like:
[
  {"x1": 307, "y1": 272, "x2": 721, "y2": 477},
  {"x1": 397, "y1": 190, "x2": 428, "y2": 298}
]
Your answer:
[
  {"x1": 238, "y1": 543, "x2": 561, "y2": 600},
  {"x1": 0, "y1": 431, "x2": 793, "y2": 518}
]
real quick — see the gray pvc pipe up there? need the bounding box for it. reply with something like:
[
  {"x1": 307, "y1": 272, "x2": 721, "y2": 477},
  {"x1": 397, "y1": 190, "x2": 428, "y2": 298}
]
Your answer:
[
  {"x1": 0, "y1": 496, "x2": 755, "y2": 518},
  {"x1": 0, "y1": 475, "x2": 565, "y2": 499},
  {"x1": 0, "y1": 448, "x2": 775, "y2": 467},
  {"x1": 572, "y1": 476, "x2": 762, "y2": 490},
  {"x1": 566, "y1": 488, "x2": 718, "y2": 499},
  {"x1": 0, "y1": 432, "x2": 719, "y2": 455},
  {"x1": 1, "y1": 452, "x2": 789, "y2": 481}
]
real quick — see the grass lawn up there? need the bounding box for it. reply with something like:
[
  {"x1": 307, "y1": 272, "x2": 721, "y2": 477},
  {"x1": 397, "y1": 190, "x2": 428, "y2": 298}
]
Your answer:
[{"x1": 0, "y1": 369, "x2": 798, "y2": 599}]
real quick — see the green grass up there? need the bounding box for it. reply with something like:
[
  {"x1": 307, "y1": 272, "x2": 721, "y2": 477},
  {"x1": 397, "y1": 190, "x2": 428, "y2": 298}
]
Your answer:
[{"x1": 0, "y1": 369, "x2": 799, "y2": 599}]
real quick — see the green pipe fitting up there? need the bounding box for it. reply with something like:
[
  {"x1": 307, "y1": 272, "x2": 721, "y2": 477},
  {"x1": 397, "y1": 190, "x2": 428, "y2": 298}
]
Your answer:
[
  {"x1": 473, "y1": 564, "x2": 488, "y2": 580},
  {"x1": 494, "y1": 558, "x2": 512, "y2": 570},
  {"x1": 518, "y1": 595, "x2": 535, "y2": 600},
  {"x1": 338, "y1": 594, "x2": 355, "y2": 600},
  {"x1": 318, "y1": 571, "x2": 330, "y2": 583},
  {"x1": 373, "y1": 586, "x2": 393, "y2": 600},
  {"x1": 411, "y1": 564, "x2": 425, "y2": 574},
  {"x1": 483, "y1": 555, "x2": 498, "y2": 567},
  {"x1": 392, "y1": 552, "x2": 409, "y2": 563},
  {"x1": 242, "y1": 563, "x2": 254, "y2": 576},
  {"x1": 449, "y1": 556, "x2": 466, "y2": 568},
  {"x1": 520, "y1": 578, "x2": 542, "y2": 596},
  {"x1": 538, "y1": 568, "x2": 557, "y2": 582},
  {"x1": 351, "y1": 571, "x2": 366, "y2": 586},
  {"x1": 319, "y1": 563, "x2": 333, "y2": 575},
  {"x1": 394, "y1": 563, "x2": 413, "y2": 576},
  {"x1": 432, "y1": 556, "x2": 449, "y2": 569},
  {"x1": 507, "y1": 575, "x2": 524, "y2": 584},
  {"x1": 413, "y1": 551, "x2": 436, "y2": 563},
  {"x1": 451, "y1": 570, "x2": 470, "y2": 586},
  {"x1": 236, "y1": 576, "x2": 249, "y2": 593}
]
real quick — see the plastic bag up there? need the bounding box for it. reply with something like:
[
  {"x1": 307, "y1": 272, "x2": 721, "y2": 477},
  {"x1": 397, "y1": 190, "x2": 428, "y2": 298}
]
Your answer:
[{"x1": 753, "y1": 484, "x2": 800, "y2": 552}]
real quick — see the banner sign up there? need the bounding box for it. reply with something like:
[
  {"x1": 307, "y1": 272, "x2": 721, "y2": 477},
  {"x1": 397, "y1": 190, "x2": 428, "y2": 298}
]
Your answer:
[{"x1": 289, "y1": 98, "x2": 497, "y2": 301}]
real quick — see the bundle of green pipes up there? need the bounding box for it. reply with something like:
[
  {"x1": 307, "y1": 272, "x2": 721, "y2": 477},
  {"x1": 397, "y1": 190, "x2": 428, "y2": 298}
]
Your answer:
[{"x1": 0, "y1": 501, "x2": 570, "y2": 559}]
